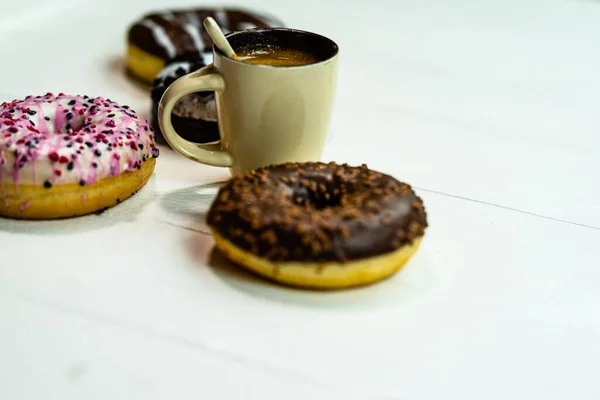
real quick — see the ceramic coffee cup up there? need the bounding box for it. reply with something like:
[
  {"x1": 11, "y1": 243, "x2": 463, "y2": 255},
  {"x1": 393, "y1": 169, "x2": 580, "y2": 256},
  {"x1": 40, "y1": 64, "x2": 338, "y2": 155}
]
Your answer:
[{"x1": 158, "y1": 28, "x2": 339, "y2": 175}]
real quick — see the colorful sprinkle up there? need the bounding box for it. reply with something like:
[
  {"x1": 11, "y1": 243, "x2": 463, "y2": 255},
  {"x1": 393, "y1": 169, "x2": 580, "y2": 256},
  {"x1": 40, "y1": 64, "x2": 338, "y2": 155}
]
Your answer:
[{"x1": 0, "y1": 94, "x2": 158, "y2": 188}]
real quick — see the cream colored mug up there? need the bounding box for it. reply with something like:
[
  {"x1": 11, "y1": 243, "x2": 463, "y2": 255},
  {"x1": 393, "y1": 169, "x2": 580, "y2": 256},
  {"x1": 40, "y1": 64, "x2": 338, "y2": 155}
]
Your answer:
[{"x1": 158, "y1": 28, "x2": 339, "y2": 175}]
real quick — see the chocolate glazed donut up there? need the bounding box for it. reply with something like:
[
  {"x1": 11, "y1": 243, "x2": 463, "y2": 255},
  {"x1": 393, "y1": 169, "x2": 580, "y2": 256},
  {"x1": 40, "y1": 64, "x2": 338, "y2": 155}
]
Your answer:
[
  {"x1": 207, "y1": 162, "x2": 428, "y2": 289},
  {"x1": 150, "y1": 53, "x2": 220, "y2": 144},
  {"x1": 127, "y1": 8, "x2": 284, "y2": 83}
]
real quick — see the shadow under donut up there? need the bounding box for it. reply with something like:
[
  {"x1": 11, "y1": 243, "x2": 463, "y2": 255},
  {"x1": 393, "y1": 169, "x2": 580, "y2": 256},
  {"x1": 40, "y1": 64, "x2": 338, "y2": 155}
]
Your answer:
[
  {"x1": 158, "y1": 181, "x2": 228, "y2": 235},
  {"x1": 0, "y1": 176, "x2": 157, "y2": 235},
  {"x1": 161, "y1": 181, "x2": 432, "y2": 310},
  {"x1": 199, "y1": 237, "x2": 432, "y2": 311}
]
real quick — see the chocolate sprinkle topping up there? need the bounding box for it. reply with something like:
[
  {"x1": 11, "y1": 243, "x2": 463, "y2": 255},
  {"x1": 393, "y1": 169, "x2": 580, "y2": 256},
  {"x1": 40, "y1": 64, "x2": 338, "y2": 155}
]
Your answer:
[{"x1": 206, "y1": 162, "x2": 428, "y2": 262}]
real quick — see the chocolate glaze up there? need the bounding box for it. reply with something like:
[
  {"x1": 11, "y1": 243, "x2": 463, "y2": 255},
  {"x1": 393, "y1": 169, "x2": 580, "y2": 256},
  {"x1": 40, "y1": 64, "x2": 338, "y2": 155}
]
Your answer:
[
  {"x1": 207, "y1": 162, "x2": 428, "y2": 263},
  {"x1": 150, "y1": 53, "x2": 220, "y2": 144},
  {"x1": 128, "y1": 8, "x2": 284, "y2": 60}
]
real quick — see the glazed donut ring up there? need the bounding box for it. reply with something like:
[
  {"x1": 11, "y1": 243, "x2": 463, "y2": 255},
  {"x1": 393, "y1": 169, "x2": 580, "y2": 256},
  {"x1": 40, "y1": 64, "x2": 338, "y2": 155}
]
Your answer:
[
  {"x1": 207, "y1": 162, "x2": 428, "y2": 289},
  {"x1": 0, "y1": 93, "x2": 158, "y2": 219}
]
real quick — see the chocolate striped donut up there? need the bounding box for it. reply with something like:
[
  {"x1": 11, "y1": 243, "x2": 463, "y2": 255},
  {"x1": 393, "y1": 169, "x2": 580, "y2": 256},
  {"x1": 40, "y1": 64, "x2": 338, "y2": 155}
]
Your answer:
[
  {"x1": 126, "y1": 8, "x2": 284, "y2": 83},
  {"x1": 150, "y1": 53, "x2": 220, "y2": 145}
]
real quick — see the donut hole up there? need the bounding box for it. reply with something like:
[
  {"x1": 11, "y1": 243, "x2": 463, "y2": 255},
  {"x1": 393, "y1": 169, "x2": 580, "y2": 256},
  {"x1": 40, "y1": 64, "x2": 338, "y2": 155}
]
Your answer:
[
  {"x1": 292, "y1": 186, "x2": 341, "y2": 210},
  {"x1": 35, "y1": 102, "x2": 89, "y2": 135},
  {"x1": 68, "y1": 117, "x2": 87, "y2": 132}
]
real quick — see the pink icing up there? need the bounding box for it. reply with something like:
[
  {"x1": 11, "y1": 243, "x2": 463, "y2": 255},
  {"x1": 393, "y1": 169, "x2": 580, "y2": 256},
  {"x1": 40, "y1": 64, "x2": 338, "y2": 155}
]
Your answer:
[{"x1": 0, "y1": 93, "x2": 159, "y2": 190}]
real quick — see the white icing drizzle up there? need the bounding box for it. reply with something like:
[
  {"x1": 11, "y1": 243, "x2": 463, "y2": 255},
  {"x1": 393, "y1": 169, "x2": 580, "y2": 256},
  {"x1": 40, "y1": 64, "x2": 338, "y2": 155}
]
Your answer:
[
  {"x1": 156, "y1": 61, "x2": 191, "y2": 80},
  {"x1": 135, "y1": 9, "x2": 284, "y2": 60},
  {"x1": 214, "y1": 9, "x2": 229, "y2": 28},
  {"x1": 140, "y1": 19, "x2": 176, "y2": 58},
  {"x1": 182, "y1": 23, "x2": 205, "y2": 52},
  {"x1": 161, "y1": 12, "x2": 175, "y2": 21},
  {"x1": 185, "y1": 11, "x2": 201, "y2": 26},
  {"x1": 202, "y1": 52, "x2": 213, "y2": 65}
]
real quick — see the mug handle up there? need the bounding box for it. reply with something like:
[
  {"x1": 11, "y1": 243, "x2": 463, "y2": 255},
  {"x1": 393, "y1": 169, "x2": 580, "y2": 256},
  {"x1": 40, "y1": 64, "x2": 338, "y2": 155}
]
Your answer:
[{"x1": 158, "y1": 65, "x2": 234, "y2": 167}]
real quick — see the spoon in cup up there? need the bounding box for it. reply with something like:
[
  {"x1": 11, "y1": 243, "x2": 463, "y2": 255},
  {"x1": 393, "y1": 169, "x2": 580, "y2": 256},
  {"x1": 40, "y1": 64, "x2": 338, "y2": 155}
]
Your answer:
[{"x1": 203, "y1": 17, "x2": 239, "y2": 60}]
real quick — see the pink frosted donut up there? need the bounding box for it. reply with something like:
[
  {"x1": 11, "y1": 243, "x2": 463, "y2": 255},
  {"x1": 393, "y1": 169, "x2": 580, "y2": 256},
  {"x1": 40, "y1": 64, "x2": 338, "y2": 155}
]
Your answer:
[{"x1": 0, "y1": 93, "x2": 159, "y2": 219}]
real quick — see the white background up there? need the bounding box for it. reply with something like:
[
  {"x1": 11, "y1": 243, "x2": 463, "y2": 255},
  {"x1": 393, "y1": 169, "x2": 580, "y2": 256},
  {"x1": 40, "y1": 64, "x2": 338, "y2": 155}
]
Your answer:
[{"x1": 1, "y1": 0, "x2": 600, "y2": 399}]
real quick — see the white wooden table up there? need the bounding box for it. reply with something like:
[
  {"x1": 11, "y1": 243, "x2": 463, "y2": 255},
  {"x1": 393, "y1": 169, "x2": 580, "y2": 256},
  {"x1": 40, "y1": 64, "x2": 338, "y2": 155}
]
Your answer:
[{"x1": 1, "y1": 0, "x2": 599, "y2": 399}]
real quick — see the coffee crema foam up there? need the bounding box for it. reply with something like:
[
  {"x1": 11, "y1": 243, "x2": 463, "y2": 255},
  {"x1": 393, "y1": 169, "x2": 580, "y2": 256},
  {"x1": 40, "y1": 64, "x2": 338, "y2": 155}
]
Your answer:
[{"x1": 237, "y1": 47, "x2": 320, "y2": 67}]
